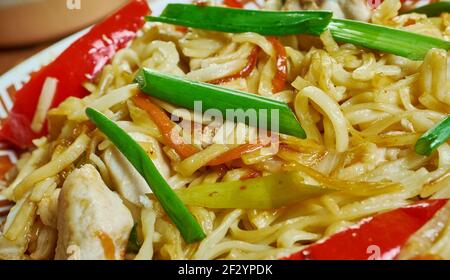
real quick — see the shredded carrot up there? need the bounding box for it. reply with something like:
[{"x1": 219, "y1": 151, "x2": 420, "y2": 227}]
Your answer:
[
  {"x1": 207, "y1": 143, "x2": 264, "y2": 166},
  {"x1": 223, "y1": 0, "x2": 245, "y2": 8},
  {"x1": 96, "y1": 231, "x2": 116, "y2": 260},
  {"x1": 267, "y1": 37, "x2": 288, "y2": 93},
  {"x1": 209, "y1": 46, "x2": 260, "y2": 85},
  {"x1": 226, "y1": 159, "x2": 246, "y2": 169},
  {"x1": 223, "y1": 0, "x2": 261, "y2": 8},
  {"x1": 133, "y1": 94, "x2": 199, "y2": 159}
]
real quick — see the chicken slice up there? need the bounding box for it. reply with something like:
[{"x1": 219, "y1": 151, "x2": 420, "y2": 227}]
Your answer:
[
  {"x1": 338, "y1": 0, "x2": 373, "y2": 22},
  {"x1": 103, "y1": 146, "x2": 150, "y2": 206},
  {"x1": 320, "y1": 0, "x2": 345, "y2": 19},
  {"x1": 103, "y1": 135, "x2": 170, "y2": 206},
  {"x1": 55, "y1": 164, "x2": 133, "y2": 260}
]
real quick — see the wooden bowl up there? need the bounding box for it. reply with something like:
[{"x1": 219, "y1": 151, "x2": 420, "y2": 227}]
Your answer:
[{"x1": 0, "y1": 0, "x2": 129, "y2": 48}]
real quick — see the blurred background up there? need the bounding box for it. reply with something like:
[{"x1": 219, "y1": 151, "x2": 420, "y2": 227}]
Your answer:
[{"x1": 0, "y1": 0, "x2": 130, "y2": 74}]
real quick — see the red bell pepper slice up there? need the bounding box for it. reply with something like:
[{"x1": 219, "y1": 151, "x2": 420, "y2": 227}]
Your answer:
[
  {"x1": 223, "y1": 0, "x2": 260, "y2": 8},
  {"x1": 209, "y1": 46, "x2": 260, "y2": 85},
  {"x1": 267, "y1": 37, "x2": 288, "y2": 93},
  {"x1": 0, "y1": 0, "x2": 150, "y2": 148},
  {"x1": 283, "y1": 199, "x2": 448, "y2": 260},
  {"x1": 224, "y1": 0, "x2": 246, "y2": 8}
]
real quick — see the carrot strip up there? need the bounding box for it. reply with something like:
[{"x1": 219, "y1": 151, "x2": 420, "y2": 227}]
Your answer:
[
  {"x1": 209, "y1": 46, "x2": 260, "y2": 85},
  {"x1": 207, "y1": 143, "x2": 264, "y2": 166},
  {"x1": 267, "y1": 37, "x2": 288, "y2": 93},
  {"x1": 224, "y1": 0, "x2": 245, "y2": 8},
  {"x1": 133, "y1": 94, "x2": 199, "y2": 159},
  {"x1": 223, "y1": 0, "x2": 261, "y2": 8}
]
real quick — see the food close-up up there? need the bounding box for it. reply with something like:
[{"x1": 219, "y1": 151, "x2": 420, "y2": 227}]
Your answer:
[{"x1": 0, "y1": 0, "x2": 449, "y2": 261}]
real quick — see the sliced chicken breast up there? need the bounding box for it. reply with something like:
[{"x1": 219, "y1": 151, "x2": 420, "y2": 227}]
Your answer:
[
  {"x1": 103, "y1": 136, "x2": 170, "y2": 206},
  {"x1": 55, "y1": 164, "x2": 133, "y2": 260},
  {"x1": 338, "y1": 0, "x2": 373, "y2": 22}
]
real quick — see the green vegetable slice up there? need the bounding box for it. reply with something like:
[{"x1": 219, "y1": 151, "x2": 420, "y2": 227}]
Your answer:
[
  {"x1": 145, "y1": 4, "x2": 450, "y2": 60},
  {"x1": 415, "y1": 115, "x2": 450, "y2": 156},
  {"x1": 146, "y1": 4, "x2": 332, "y2": 35},
  {"x1": 175, "y1": 171, "x2": 329, "y2": 209},
  {"x1": 126, "y1": 224, "x2": 142, "y2": 254},
  {"x1": 329, "y1": 19, "x2": 450, "y2": 61},
  {"x1": 135, "y1": 68, "x2": 306, "y2": 139},
  {"x1": 86, "y1": 107, "x2": 206, "y2": 244}
]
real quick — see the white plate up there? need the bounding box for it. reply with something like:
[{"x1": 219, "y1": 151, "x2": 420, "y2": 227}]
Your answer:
[{"x1": 0, "y1": 0, "x2": 191, "y2": 219}]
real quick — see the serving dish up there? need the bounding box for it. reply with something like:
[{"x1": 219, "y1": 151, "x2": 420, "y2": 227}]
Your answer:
[{"x1": 0, "y1": 0, "x2": 448, "y2": 261}]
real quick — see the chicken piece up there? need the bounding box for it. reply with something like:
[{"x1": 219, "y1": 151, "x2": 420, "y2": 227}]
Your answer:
[
  {"x1": 320, "y1": 0, "x2": 346, "y2": 19},
  {"x1": 103, "y1": 146, "x2": 150, "y2": 206},
  {"x1": 103, "y1": 135, "x2": 170, "y2": 206},
  {"x1": 300, "y1": 0, "x2": 320, "y2": 10},
  {"x1": 282, "y1": 0, "x2": 301, "y2": 11},
  {"x1": 283, "y1": 0, "x2": 372, "y2": 22},
  {"x1": 55, "y1": 164, "x2": 133, "y2": 260},
  {"x1": 338, "y1": 0, "x2": 373, "y2": 22}
]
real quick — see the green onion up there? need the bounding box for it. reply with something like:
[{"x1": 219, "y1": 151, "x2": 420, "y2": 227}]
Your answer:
[
  {"x1": 135, "y1": 68, "x2": 306, "y2": 139},
  {"x1": 401, "y1": 2, "x2": 450, "y2": 17},
  {"x1": 146, "y1": 4, "x2": 332, "y2": 36},
  {"x1": 175, "y1": 172, "x2": 329, "y2": 209},
  {"x1": 329, "y1": 19, "x2": 450, "y2": 61},
  {"x1": 126, "y1": 224, "x2": 142, "y2": 254},
  {"x1": 85, "y1": 107, "x2": 206, "y2": 244},
  {"x1": 415, "y1": 115, "x2": 450, "y2": 156},
  {"x1": 146, "y1": 4, "x2": 449, "y2": 61}
]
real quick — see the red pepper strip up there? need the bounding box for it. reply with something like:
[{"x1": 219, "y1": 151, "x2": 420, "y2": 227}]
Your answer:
[
  {"x1": 223, "y1": 0, "x2": 245, "y2": 8},
  {"x1": 223, "y1": 0, "x2": 260, "y2": 8},
  {"x1": 0, "y1": 0, "x2": 150, "y2": 149},
  {"x1": 175, "y1": 26, "x2": 189, "y2": 33},
  {"x1": 133, "y1": 94, "x2": 199, "y2": 159},
  {"x1": 267, "y1": 37, "x2": 288, "y2": 93},
  {"x1": 209, "y1": 46, "x2": 260, "y2": 85},
  {"x1": 283, "y1": 199, "x2": 448, "y2": 260},
  {"x1": 207, "y1": 143, "x2": 264, "y2": 166}
]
